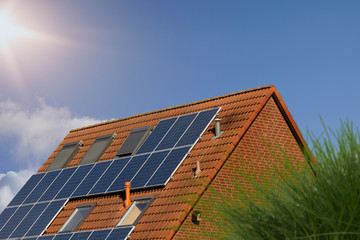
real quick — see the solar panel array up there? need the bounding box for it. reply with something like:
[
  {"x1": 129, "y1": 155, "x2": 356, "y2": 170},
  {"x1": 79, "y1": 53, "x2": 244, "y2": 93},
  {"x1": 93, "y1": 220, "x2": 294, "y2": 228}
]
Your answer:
[{"x1": 0, "y1": 107, "x2": 220, "y2": 240}]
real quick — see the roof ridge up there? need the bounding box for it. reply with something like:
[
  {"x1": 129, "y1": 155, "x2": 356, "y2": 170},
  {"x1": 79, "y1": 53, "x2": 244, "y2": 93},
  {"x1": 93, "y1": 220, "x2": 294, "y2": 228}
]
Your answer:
[{"x1": 70, "y1": 85, "x2": 274, "y2": 132}]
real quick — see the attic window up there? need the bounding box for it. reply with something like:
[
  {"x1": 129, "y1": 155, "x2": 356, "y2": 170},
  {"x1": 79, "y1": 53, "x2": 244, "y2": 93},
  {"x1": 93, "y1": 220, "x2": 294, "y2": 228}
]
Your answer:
[
  {"x1": 117, "y1": 196, "x2": 154, "y2": 226},
  {"x1": 47, "y1": 141, "x2": 83, "y2": 171},
  {"x1": 115, "y1": 126, "x2": 153, "y2": 157},
  {"x1": 59, "y1": 203, "x2": 95, "y2": 233},
  {"x1": 78, "y1": 133, "x2": 117, "y2": 165}
]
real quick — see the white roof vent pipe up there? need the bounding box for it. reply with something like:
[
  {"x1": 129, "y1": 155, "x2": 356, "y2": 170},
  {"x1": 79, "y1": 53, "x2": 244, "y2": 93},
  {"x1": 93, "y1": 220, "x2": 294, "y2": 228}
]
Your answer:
[{"x1": 212, "y1": 117, "x2": 223, "y2": 139}]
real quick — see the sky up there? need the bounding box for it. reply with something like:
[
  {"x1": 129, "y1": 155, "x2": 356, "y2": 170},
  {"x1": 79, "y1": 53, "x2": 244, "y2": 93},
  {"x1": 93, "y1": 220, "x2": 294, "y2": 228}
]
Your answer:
[{"x1": 0, "y1": 0, "x2": 360, "y2": 212}]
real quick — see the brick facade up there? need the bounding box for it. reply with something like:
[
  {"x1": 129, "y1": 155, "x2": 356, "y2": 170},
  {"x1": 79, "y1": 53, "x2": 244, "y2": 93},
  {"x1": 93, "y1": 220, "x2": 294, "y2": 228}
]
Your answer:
[{"x1": 173, "y1": 97, "x2": 306, "y2": 239}]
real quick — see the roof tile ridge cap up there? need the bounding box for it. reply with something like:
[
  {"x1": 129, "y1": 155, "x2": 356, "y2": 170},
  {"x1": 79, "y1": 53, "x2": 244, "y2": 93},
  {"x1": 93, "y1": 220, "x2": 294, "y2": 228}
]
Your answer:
[
  {"x1": 271, "y1": 87, "x2": 316, "y2": 165},
  {"x1": 70, "y1": 85, "x2": 274, "y2": 133}
]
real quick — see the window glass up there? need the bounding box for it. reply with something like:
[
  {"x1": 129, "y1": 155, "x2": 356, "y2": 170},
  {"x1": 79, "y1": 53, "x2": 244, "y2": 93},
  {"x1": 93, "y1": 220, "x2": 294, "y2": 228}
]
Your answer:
[
  {"x1": 117, "y1": 199, "x2": 150, "y2": 226},
  {"x1": 59, "y1": 206, "x2": 91, "y2": 233},
  {"x1": 79, "y1": 134, "x2": 116, "y2": 165},
  {"x1": 47, "y1": 141, "x2": 82, "y2": 171}
]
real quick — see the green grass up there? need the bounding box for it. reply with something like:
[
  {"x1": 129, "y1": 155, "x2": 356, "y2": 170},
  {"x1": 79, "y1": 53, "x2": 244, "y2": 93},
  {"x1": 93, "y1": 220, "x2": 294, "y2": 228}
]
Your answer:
[{"x1": 208, "y1": 120, "x2": 360, "y2": 240}]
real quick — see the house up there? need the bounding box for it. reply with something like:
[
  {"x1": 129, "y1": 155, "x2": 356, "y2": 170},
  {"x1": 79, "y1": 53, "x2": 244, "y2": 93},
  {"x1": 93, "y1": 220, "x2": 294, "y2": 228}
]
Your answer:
[{"x1": 0, "y1": 85, "x2": 312, "y2": 240}]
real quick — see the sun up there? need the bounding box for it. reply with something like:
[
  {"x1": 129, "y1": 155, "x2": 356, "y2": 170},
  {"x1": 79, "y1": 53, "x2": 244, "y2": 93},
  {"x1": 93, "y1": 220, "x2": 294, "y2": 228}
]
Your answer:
[{"x1": 0, "y1": 9, "x2": 31, "y2": 49}]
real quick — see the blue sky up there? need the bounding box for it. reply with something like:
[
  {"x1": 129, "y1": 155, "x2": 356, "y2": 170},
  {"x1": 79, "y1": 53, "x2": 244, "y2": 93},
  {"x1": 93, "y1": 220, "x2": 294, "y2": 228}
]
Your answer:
[{"x1": 0, "y1": 0, "x2": 360, "y2": 211}]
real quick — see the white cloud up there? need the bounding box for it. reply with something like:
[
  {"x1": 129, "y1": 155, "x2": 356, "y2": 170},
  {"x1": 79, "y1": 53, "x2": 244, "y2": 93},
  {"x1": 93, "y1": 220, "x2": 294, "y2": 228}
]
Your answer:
[
  {"x1": 0, "y1": 99, "x2": 104, "y2": 213},
  {"x1": 0, "y1": 170, "x2": 34, "y2": 212}
]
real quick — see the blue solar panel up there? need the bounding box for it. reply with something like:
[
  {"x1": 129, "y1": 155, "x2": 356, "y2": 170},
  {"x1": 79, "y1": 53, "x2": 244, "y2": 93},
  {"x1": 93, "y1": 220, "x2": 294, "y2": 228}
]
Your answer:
[
  {"x1": 39, "y1": 168, "x2": 77, "y2": 202},
  {"x1": 55, "y1": 165, "x2": 93, "y2": 200},
  {"x1": 176, "y1": 108, "x2": 219, "y2": 147},
  {"x1": 23, "y1": 237, "x2": 38, "y2": 240},
  {"x1": 136, "y1": 118, "x2": 176, "y2": 154},
  {"x1": 10, "y1": 202, "x2": 49, "y2": 238},
  {"x1": 71, "y1": 161, "x2": 111, "y2": 198},
  {"x1": 88, "y1": 229, "x2": 111, "y2": 239},
  {"x1": 53, "y1": 233, "x2": 73, "y2": 240},
  {"x1": 155, "y1": 113, "x2": 197, "y2": 151},
  {"x1": 146, "y1": 146, "x2": 191, "y2": 187},
  {"x1": 130, "y1": 150, "x2": 170, "y2": 189},
  {"x1": 0, "y1": 207, "x2": 17, "y2": 232},
  {"x1": 69, "y1": 231, "x2": 91, "y2": 240},
  {"x1": 8, "y1": 173, "x2": 45, "y2": 206},
  {"x1": 24, "y1": 170, "x2": 61, "y2": 204},
  {"x1": 37, "y1": 235, "x2": 55, "y2": 240},
  {"x1": 107, "y1": 154, "x2": 149, "y2": 192},
  {"x1": 26, "y1": 200, "x2": 66, "y2": 237},
  {"x1": 89, "y1": 157, "x2": 130, "y2": 195},
  {"x1": 0, "y1": 204, "x2": 32, "y2": 239},
  {"x1": 106, "y1": 227, "x2": 133, "y2": 240}
]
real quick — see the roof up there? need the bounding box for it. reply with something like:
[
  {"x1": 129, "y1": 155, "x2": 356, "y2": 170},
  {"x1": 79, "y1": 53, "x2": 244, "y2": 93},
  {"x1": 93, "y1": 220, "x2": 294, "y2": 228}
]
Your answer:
[{"x1": 3, "y1": 85, "x2": 310, "y2": 240}]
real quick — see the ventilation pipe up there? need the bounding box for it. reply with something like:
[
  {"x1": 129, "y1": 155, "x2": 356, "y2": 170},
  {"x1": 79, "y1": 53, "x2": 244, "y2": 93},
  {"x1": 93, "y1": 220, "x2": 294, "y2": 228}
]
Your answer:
[
  {"x1": 213, "y1": 117, "x2": 223, "y2": 139},
  {"x1": 194, "y1": 161, "x2": 202, "y2": 178},
  {"x1": 124, "y1": 182, "x2": 131, "y2": 208}
]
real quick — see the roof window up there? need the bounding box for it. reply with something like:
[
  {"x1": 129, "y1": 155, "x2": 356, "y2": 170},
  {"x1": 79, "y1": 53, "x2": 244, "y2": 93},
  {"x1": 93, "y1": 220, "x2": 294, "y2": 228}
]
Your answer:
[
  {"x1": 78, "y1": 133, "x2": 117, "y2": 165},
  {"x1": 115, "y1": 126, "x2": 152, "y2": 157},
  {"x1": 59, "y1": 203, "x2": 95, "y2": 233},
  {"x1": 47, "y1": 141, "x2": 83, "y2": 171},
  {"x1": 117, "y1": 196, "x2": 154, "y2": 226}
]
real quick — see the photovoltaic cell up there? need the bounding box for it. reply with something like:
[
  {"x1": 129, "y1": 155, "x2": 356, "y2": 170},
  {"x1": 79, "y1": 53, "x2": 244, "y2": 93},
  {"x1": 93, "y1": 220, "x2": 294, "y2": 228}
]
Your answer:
[
  {"x1": 8, "y1": 173, "x2": 45, "y2": 206},
  {"x1": 176, "y1": 108, "x2": 220, "y2": 147},
  {"x1": 0, "y1": 207, "x2": 17, "y2": 232},
  {"x1": 0, "y1": 204, "x2": 32, "y2": 239},
  {"x1": 88, "y1": 229, "x2": 111, "y2": 240},
  {"x1": 55, "y1": 165, "x2": 93, "y2": 200},
  {"x1": 106, "y1": 227, "x2": 133, "y2": 240},
  {"x1": 23, "y1": 170, "x2": 61, "y2": 204},
  {"x1": 10, "y1": 202, "x2": 49, "y2": 238},
  {"x1": 155, "y1": 113, "x2": 197, "y2": 151},
  {"x1": 39, "y1": 167, "x2": 77, "y2": 202},
  {"x1": 69, "y1": 231, "x2": 91, "y2": 240},
  {"x1": 136, "y1": 118, "x2": 176, "y2": 154},
  {"x1": 146, "y1": 146, "x2": 191, "y2": 187},
  {"x1": 107, "y1": 154, "x2": 149, "y2": 192},
  {"x1": 71, "y1": 161, "x2": 111, "y2": 198},
  {"x1": 26, "y1": 200, "x2": 66, "y2": 237},
  {"x1": 53, "y1": 233, "x2": 73, "y2": 240},
  {"x1": 89, "y1": 157, "x2": 130, "y2": 195},
  {"x1": 130, "y1": 150, "x2": 170, "y2": 189},
  {"x1": 23, "y1": 237, "x2": 38, "y2": 240},
  {"x1": 37, "y1": 235, "x2": 55, "y2": 240}
]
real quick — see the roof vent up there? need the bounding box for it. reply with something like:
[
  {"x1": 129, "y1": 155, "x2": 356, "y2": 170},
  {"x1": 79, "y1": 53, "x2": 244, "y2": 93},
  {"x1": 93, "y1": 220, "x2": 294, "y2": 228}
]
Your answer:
[{"x1": 212, "y1": 118, "x2": 223, "y2": 139}]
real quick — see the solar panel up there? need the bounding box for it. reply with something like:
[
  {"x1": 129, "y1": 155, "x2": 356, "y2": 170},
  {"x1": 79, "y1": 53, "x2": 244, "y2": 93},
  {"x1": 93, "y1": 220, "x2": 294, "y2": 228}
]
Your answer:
[
  {"x1": 0, "y1": 207, "x2": 17, "y2": 232},
  {"x1": 136, "y1": 118, "x2": 176, "y2": 154},
  {"x1": 8, "y1": 173, "x2": 45, "y2": 206},
  {"x1": 88, "y1": 229, "x2": 111, "y2": 239},
  {"x1": 107, "y1": 154, "x2": 150, "y2": 192},
  {"x1": 88, "y1": 157, "x2": 130, "y2": 195},
  {"x1": 10, "y1": 202, "x2": 49, "y2": 238},
  {"x1": 146, "y1": 146, "x2": 191, "y2": 187},
  {"x1": 37, "y1": 235, "x2": 55, "y2": 240},
  {"x1": 55, "y1": 165, "x2": 93, "y2": 200},
  {"x1": 71, "y1": 161, "x2": 111, "y2": 198},
  {"x1": 39, "y1": 168, "x2": 77, "y2": 202},
  {"x1": 23, "y1": 170, "x2": 61, "y2": 204},
  {"x1": 130, "y1": 150, "x2": 170, "y2": 189},
  {"x1": 23, "y1": 237, "x2": 38, "y2": 240},
  {"x1": 53, "y1": 233, "x2": 73, "y2": 240},
  {"x1": 0, "y1": 204, "x2": 32, "y2": 239},
  {"x1": 26, "y1": 200, "x2": 67, "y2": 237},
  {"x1": 106, "y1": 227, "x2": 133, "y2": 240},
  {"x1": 155, "y1": 113, "x2": 197, "y2": 151},
  {"x1": 70, "y1": 231, "x2": 91, "y2": 240},
  {"x1": 176, "y1": 108, "x2": 220, "y2": 147}
]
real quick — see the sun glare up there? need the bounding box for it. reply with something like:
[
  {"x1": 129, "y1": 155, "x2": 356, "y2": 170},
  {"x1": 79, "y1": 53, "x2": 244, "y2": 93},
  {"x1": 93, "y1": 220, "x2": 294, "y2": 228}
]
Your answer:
[{"x1": 0, "y1": 10, "x2": 31, "y2": 48}]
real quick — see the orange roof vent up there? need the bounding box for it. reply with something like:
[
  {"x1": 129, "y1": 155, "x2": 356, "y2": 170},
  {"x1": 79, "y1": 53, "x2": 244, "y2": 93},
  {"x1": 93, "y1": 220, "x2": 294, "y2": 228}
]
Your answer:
[{"x1": 124, "y1": 181, "x2": 132, "y2": 208}]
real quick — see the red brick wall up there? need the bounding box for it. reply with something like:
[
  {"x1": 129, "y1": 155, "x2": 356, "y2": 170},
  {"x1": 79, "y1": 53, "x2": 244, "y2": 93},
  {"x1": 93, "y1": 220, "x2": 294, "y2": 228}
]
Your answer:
[{"x1": 173, "y1": 97, "x2": 307, "y2": 239}]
